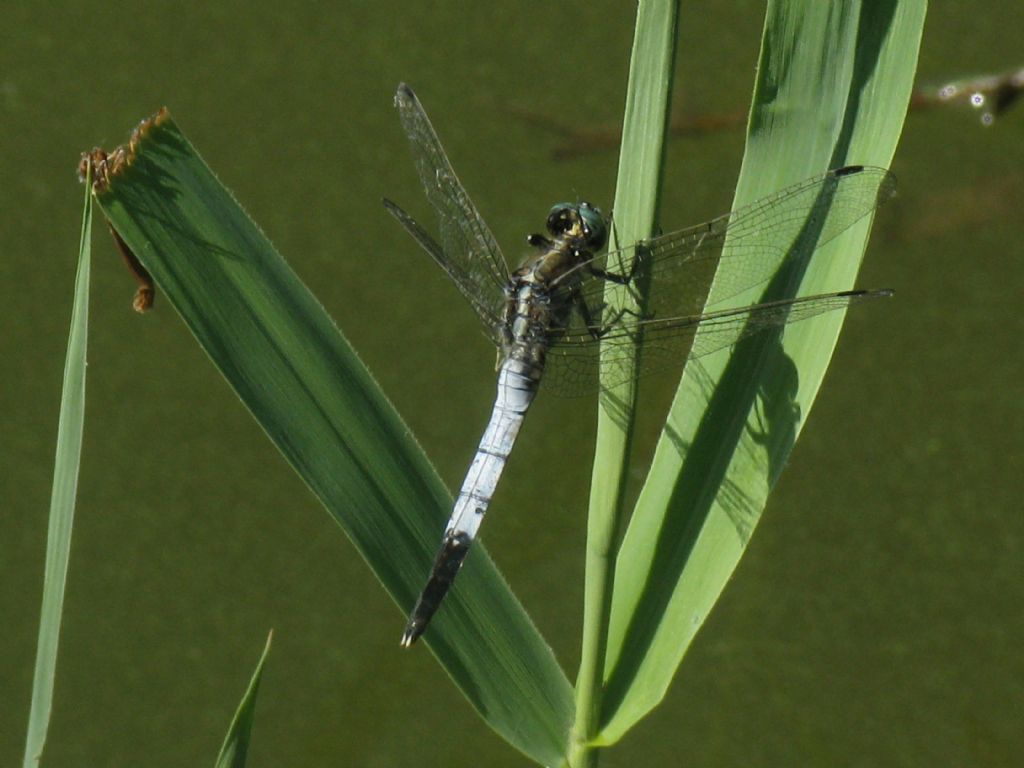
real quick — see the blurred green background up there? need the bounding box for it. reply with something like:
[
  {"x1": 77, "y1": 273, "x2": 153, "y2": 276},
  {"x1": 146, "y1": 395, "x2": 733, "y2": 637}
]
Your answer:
[{"x1": 3, "y1": 1, "x2": 1022, "y2": 765}]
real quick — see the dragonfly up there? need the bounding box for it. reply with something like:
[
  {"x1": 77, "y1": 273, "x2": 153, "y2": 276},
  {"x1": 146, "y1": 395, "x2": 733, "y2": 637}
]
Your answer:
[{"x1": 384, "y1": 83, "x2": 895, "y2": 647}]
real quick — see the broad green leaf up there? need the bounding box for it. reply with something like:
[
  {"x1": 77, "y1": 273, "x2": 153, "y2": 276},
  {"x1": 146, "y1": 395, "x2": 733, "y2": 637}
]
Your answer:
[
  {"x1": 214, "y1": 632, "x2": 272, "y2": 768},
  {"x1": 89, "y1": 116, "x2": 572, "y2": 767},
  {"x1": 23, "y1": 165, "x2": 93, "y2": 767},
  {"x1": 598, "y1": 1, "x2": 927, "y2": 742}
]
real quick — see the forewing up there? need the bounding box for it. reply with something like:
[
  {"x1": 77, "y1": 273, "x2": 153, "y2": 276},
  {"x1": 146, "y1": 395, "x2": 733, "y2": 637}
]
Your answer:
[
  {"x1": 392, "y1": 84, "x2": 509, "y2": 328},
  {"x1": 384, "y1": 199, "x2": 503, "y2": 330},
  {"x1": 543, "y1": 289, "x2": 891, "y2": 395},
  {"x1": 568, "y1": 165, "x2": 896, "y2": 323},
  {"x1": 543, "y1": 166, "x2": 895, "y2": 393}
]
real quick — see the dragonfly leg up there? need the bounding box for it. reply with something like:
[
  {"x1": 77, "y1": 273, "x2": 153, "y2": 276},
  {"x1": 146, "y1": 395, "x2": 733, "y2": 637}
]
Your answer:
[
  {"x1": 588, "y1": 306, "x2": 650, "y2": 339},
  {"x1": 573, "y1": 286, "x2": 605, "y2": 339},
  {"x1": 586, "y1": 263, "x2": 631, "y2": 285},
  {"x1": 576, "y1": 256, "x2": 647, "y2": 338},
  {"x1": 575, "y1": 290, "x2": 648, "y2": 340}
]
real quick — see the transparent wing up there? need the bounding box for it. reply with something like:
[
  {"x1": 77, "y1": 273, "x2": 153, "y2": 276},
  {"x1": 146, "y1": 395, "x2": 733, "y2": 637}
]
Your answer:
[
  {"x1": 388, "y1": 83, "x2": 509, "y2": 329},
  {"x1": 543, "y1": 289, "x2": 893, "y2": 396},
  {"x1": 383, "y1": 199, "x2": 503, "y2": 332},
  {"x1": 561, "y1": 165, "x2": 897, "y2": 321},
  {"x1": 541, "y1": 166, "x2": 896, "y2": 394}
]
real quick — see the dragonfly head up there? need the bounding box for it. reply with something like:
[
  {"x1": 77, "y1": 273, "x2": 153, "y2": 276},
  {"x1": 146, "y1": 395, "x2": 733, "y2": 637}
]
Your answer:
[{"x1": 545, "y1": 201, "x2": 607, "y2": 252}]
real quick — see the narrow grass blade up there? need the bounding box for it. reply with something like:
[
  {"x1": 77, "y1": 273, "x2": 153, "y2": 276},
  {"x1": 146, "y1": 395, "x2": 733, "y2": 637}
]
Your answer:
[
  {"x1": 571, "y1": 0, "x2": 678, "y2": 764},
  {"x1": 87, "y1": 115, "x2": 573, "y2": 767},
  {"x1": 598, "y1": 1, "x2": 927, "y2": 742},
  {"x1": 22, "y1": 166, "x2": 93, "y2": 767},
  {"x1": 214, "y1": 632, "x2": 273, "y2": 768}
]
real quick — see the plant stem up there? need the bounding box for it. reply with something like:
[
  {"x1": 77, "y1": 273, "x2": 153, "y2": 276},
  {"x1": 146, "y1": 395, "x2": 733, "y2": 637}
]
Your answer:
[{"x1": 569, "y1": 1, "x2": 679, "y2": 765}]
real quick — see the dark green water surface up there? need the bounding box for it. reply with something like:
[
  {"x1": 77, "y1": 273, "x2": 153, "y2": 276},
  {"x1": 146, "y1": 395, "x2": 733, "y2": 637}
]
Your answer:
[{"x1": 2, "y1": 2, "x2": 1022, "y2": 765}]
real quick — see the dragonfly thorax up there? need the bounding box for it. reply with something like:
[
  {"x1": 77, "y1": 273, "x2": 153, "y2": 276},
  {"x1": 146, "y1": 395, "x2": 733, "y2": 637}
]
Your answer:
[{"x1": 520, "y1": 201, "x2": 607, "y2": 284}]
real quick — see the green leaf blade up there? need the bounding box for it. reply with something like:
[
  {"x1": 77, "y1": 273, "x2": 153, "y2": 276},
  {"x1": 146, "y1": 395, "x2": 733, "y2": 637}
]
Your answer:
[
  {"x1": 93, "y1": 115, "x2": 573, "y2": 767},
  {"x1": 23, "y1": 164, "x2": 93, "y2": 768},
  {"x1": 214, "y1": 632, "x2": 273, "y2": 768},
  {"x1": 598, "y1": 1, "x2": 927, "y2": 742}
]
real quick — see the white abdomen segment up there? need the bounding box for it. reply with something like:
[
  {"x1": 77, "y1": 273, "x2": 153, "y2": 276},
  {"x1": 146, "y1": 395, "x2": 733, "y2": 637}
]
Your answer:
[{"x1": 400, "y1": 359, "x2": 538, "y2": 646}]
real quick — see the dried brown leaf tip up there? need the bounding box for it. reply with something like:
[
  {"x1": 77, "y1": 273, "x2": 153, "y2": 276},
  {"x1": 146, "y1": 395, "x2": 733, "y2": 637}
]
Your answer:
[
  {"x1": 77, "y1": 108, "x2": 170, "y2": 194},
  {"x1": 128, "y1": 107, "x2": 169, "y2": 157},
  {"x1": 77, "y1": 108, "x2": 169, "y2": 313},
  {"x1": 107, "y1": 222, "x2": 155, "y2": 313},
  {"x1": 77, "y1": 146, "x2": 125, "y2": 194}
]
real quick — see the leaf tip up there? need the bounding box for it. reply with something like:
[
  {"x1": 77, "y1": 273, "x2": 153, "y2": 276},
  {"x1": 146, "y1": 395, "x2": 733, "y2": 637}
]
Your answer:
[{"x1": 77, "y1": 107, "x2": 172, "y2": 195}]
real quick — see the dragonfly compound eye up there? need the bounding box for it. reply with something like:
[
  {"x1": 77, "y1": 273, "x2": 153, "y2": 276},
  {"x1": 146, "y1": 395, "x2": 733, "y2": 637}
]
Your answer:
[
  {"x1": 546, "y1": 203, "x2": 577, "y2": 236},
  {"x1": 577, "y1": 203, "x2": 607, "y2": 251}
]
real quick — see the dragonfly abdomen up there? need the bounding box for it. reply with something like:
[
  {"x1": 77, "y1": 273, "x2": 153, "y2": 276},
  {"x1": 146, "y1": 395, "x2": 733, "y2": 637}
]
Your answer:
[{"x1": 401, "y1": 357, "x2": 540, "y2": 646}]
